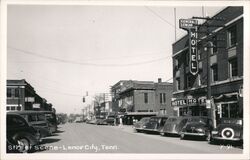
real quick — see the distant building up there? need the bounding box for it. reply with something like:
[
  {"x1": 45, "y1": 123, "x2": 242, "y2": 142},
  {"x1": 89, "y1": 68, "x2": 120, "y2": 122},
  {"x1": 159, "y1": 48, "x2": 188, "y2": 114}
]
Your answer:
[
  {"x1": 7, "y1": 79, "x2": 53, "y2": 111},
  {"x1": 172, "y1": 7, "x2": 243, "y2": 118},
  {"x1": 111, "y1": 78, "x2": 173, "y2": 123}
]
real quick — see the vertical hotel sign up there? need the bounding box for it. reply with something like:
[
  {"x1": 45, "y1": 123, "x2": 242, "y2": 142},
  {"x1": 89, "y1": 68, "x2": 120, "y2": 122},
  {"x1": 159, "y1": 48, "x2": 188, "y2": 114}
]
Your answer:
[{"x1": 179, "y1": 19, "x2": 198, "y2": 75}]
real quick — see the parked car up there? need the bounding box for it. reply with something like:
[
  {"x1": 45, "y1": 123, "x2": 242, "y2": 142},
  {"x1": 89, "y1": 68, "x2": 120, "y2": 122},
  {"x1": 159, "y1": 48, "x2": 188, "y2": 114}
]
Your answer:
[
  {"x1": 142, "y1": 116, "x2": 169, "y2": 133},
  {"x1": 96, "y1": 118, "x2": 108, "y2": 125},
  {"x1": 133, "y1": 117, "x2": 151, "y2": 132},
  {"x1": 180, "y1": 116, "x2": 213, "y2": 140},
  {"x1": 12, "y1": 111, "x2": 58, "y2": 135},
  {"x1": 160, "y1": 116, "x2": 189, "y2": 136},
  {"x1": 106, "y1": 115, "x2": 115, "y2": 125},
  {"x1": 11, "y1": 111, "x2": 51, "y2": 137},
  {"x1": 208, "y1": 118, "x2": 243, "y2": 144},
  {"x1": 7, "y1": 113, "x2": 41, "y2": 153}
]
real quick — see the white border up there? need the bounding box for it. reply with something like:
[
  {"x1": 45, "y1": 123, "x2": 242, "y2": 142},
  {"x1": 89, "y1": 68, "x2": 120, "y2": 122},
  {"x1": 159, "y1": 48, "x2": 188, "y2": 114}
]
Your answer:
[{"x1": 1, "y1": 1, "x2": 250, "y2": 160}]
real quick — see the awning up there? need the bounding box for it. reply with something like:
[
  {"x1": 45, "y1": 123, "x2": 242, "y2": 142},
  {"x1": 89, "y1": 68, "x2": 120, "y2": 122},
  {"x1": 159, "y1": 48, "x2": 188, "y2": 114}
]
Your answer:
[{"x1": 213, "y1": 92, "x2": 238, "y2": 103}]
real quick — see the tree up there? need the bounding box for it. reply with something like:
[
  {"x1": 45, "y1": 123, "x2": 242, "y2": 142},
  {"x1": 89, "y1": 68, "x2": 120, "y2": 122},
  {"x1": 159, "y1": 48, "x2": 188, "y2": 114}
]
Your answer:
[{"x1": 93, "y1": 94, "x2": 105, "y2": 118}]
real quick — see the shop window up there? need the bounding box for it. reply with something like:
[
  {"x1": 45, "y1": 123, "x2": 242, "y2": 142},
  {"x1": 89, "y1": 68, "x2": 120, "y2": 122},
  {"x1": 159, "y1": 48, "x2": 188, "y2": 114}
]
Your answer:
[
  {"x1": 144, "y1": 93, "x2": 148, "y2": 104},
  {"x1": 221, "y1": 103, "x2": 241, "y2": 118},
  {"x1": 211, "y1": 64, "x2": 218, "y2": 82},
  {"x1": 7, "y1": 88, "x2": 12, "y2": 97},
  {"x1": 229, "y1": 58, "x2": 238, "y2": 78},
  {"x1": 10, "y1": 106, "x2": 16, "y2": 111},
  {"x1": 228, "y1": 25, "x2": 237, "y2": 48},
  {"x1": 17, "y1": 106, "x2": 21, "y2": 111}
]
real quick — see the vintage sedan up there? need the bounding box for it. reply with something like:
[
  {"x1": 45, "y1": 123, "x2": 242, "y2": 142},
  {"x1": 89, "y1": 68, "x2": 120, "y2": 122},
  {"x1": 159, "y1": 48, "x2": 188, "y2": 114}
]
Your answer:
[
  {"x1": 142, "y1": 116, "x2": 169, "y2": 133},
  {"x1": 180, "y1": 116, "x2": 213, "y2": 140},
  {"x1": 7, "y1": 113, "x2": 41, "y2": 153},
  {"x1": 160, "y1": 116, "x2": 189, "y2": 136},
  {"x1": 133, "y1": 117, "x2": 151, "y2": 132},
  {"x1": 208, "y1": 118, "x2": 243, "y2": 144}
]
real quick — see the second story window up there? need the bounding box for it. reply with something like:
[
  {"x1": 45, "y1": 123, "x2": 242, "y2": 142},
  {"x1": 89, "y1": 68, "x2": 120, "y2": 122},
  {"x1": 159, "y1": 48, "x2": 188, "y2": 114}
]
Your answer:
[
  {"x1": 228, "y1": 25, "x2": 237, "y2": 48},
  {"x1": 176, "y1": 78, "x2": 180, "y2": 91},
  {"x1": 212, "y1": 36, "x2": 218, "y2": 54},
  {"x1": 15, "y1": 88, "x2": 19, "y2": 97},
  {"x1": 144, "y1": 93, "x2": 148, "y2": 104},
  {"x1": 7, "y1": 88, "x2": 12, "y2": 97},
  {"x1": 160, "y1": 93, "x2": 166, "y2": 104},
  {"x1": 211, "y1": 64, "x2": 218, "y2": 82},
  {"x1": 229, "y1": 58, "x2": 238, "y2": 78}
]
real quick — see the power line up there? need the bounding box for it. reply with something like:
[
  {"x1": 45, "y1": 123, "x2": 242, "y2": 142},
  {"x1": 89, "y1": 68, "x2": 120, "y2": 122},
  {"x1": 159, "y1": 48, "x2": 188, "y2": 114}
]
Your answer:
[
  {"x1": 144, "y1": 6, "x2": 183, "y2": 36},
  {"x1": 8, "y1": 46, "x2": 171, "y2": 67}
]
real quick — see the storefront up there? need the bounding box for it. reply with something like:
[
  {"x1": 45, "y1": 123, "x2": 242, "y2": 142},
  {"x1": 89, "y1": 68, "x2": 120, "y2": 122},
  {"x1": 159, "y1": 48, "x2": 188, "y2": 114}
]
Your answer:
[{"x1": 171, "y1": 97, "x2": 207, "y2": 117}]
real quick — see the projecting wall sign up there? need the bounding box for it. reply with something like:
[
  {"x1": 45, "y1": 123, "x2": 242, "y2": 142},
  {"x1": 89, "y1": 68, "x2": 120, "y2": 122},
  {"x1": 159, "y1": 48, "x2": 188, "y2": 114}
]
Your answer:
[{"x1": 179, "y1": 19, "x2": 199, "y2": 75}]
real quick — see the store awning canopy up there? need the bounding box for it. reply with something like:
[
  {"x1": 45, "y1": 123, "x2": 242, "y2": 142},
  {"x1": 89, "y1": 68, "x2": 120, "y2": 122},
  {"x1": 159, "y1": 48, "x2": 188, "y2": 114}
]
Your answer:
[{"x1": 213, "y1": 92, "x2": 238, "y2": 103}]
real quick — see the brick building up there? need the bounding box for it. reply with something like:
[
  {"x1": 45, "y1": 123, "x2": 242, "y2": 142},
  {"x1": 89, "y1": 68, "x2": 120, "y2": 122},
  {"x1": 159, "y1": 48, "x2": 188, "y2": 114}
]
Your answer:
[
  {"x1": 7, "y1": 79, "x2": 53, "y2": 111},
  {"x1": 172, "y1": 7, "x2": 243, "y2": 119},
  {"x1": 111, "y1": 79, "x2": 173, "y2": 123}
]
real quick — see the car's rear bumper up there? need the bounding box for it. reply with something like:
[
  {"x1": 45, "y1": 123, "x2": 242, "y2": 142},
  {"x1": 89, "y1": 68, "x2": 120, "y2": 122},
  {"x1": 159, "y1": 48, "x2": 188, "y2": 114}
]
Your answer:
[
  {"x1": 181, "y1": 132, "x2": 206, "y2": 136},
  {"x1": 212, "y1": 136, "x2": 241, "y2": 141}
]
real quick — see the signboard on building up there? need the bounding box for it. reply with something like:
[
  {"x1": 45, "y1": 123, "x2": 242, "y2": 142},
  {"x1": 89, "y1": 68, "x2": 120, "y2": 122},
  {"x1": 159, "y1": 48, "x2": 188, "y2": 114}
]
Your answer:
[
  {"x1": 171, "y1": 97, "x2": 206, "y2": 107},
  {"x1": 179, "y1": 18, "x2": 198, "y2": 75},
  {"x1": 33, "y1": 103, "x2": 40, "y2": 109},
  {"x1": 25, "y1": 97, "x2": 35, "y2": 102}
]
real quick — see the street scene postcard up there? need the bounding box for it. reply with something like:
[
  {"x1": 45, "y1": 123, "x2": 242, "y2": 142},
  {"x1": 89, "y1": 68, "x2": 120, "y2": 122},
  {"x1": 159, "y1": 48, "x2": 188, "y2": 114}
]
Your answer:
[{"x1": 0, "y1": 0, "x2": 250, "y2": 160}]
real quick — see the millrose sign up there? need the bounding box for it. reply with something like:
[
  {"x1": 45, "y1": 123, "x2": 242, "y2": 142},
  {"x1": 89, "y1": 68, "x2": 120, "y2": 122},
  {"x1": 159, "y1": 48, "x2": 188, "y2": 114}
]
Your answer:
[{"x1": 179, "y1": 19, "x2": 198, "y2": 75}]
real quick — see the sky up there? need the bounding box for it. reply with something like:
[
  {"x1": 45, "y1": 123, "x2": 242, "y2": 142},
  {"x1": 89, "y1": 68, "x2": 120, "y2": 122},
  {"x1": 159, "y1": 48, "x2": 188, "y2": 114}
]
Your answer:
[{"x1": 7, "y1": 5, "x2": 225, "y2": 114}]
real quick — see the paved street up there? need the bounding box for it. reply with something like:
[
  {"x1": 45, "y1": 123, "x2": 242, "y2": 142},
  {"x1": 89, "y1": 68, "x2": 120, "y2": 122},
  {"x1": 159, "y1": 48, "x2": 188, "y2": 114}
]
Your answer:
[{"x1": 37, "y1": 123, "x2": 243, "y2": 153}]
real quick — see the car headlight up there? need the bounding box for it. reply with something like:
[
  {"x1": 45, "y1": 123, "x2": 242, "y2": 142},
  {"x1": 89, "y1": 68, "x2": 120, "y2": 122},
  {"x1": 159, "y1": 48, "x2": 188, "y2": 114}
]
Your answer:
[
  {"x1": 212, "y1": 131, "x2": 218, "y2": 134},
  {"x1": 142, "y1": 125, "x2": 146, "y2": 128},
  {"x1": 196, "y1": 128, "x2": 204, "y2": 132}
]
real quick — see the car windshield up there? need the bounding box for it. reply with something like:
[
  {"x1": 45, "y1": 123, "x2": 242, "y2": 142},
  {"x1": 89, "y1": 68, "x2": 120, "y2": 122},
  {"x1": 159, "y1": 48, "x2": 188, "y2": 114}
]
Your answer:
[
  {"x1": 189, "y1": 117, "x2": 207, "y2": 123},
  {"x1": 149, "y1": 117, "x2": 160, "y2": 122},
  {"x1": 221, "y1": 119, "x2": 243, "y2": 125},
  {"x1": 139, "y1": 118, "x2": 149, "y2": 123},
  {"x1": 168, "y1": 118, "x2": 177, "y2": 122}
]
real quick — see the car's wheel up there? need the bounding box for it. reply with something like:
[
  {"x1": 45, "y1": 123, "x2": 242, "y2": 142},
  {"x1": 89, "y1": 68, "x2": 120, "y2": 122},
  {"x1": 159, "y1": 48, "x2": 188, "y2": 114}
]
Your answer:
[
  {"x1": 180, "y1": 133, "x2": 185, "y2": 140},
  {"x1": 16, "y1": 137, "x2": 30, "y2": 153}
]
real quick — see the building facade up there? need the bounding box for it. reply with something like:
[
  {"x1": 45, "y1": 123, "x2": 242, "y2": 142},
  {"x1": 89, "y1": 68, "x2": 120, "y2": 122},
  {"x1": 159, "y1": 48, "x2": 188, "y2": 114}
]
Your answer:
[
  {"x1": 111, "y1": 79, "x2": 173, "y2": 116},
  {"x1": 172, "y1": 7, "x2": 243, "y2": 119},
  {"x1": 7, "y1": 79, "x2": 53, "y2": 111}
]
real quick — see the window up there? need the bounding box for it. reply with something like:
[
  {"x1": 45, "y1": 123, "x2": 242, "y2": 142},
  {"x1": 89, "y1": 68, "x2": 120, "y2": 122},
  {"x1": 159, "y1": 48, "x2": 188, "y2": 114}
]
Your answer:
[
  {"x1": 7, "y1": 106, "x2": 10, "y2": 110},
  {"x1": 17, "y1": 106, "x2": 21, "y2": 111},
  {"x1": 160, "y1": 93, "x2": 166, "y2": 104},
  {"x1": 229, "y1": 58, "x2": 238, "y2": 77},
  {"x1": 7, "y1": 88, "x2": 12, "y2": 97},
  {"x1": 185, "y1": 52, "x2": 189, "y2": 66},
  {"x1": 211, "y1": 64, "x2": 218, "y2": 82},
  {"x1": 14, "y1": 88, "x2": 19, "y2": 97},
  {"x1": 144, "y1": 93, "x2": 148, "y2": 104},
  {"x1": 186, "y1": 74, "x2": 195, "y2": 89},
  {"x1": 176, "y1": 78, "x2": 180, "y2": 90},
  {"x1": 10, "y1": 106, "x2": 16, "y2": 111},
  {"x1": 221, "y1": 103, "x2": 241, "y2": 118},
  {"x1": 228, "y1": 25, "x2": 237, "y2": 47},
  {"x1": 212, "y1": 36, "x2": 218, "y2": 53}
]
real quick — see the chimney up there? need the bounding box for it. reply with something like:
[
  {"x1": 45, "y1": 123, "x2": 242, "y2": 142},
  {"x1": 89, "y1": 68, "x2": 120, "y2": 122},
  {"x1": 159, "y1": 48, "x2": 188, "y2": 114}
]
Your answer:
[{"x1": 158, "y1": 78, "x2": 162, "y2": 83}]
